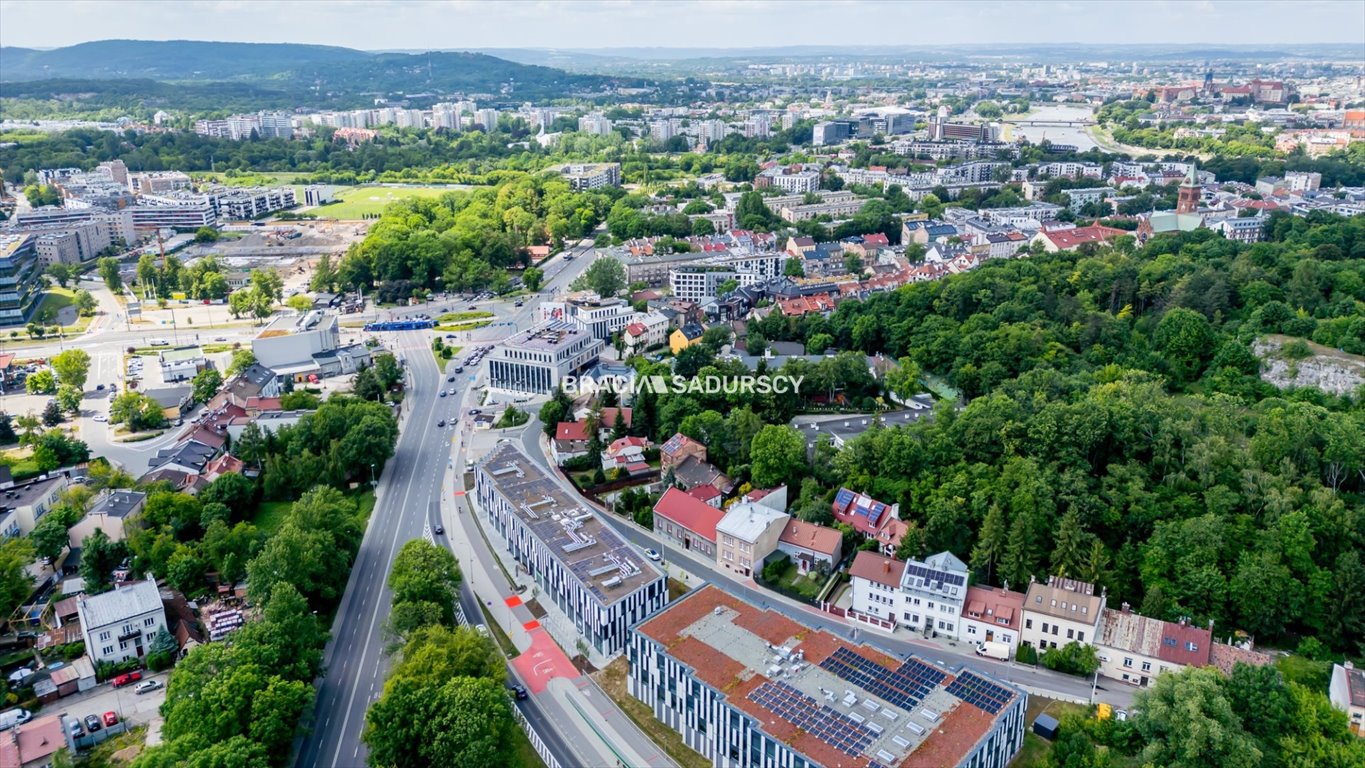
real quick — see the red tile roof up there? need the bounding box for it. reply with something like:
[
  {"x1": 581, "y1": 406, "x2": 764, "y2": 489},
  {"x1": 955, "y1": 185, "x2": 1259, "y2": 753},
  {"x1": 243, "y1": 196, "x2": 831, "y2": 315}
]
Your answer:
[
  {"x1": 686, "y1": 484, "x2": 722, "y2": 503},
  {"x1": 653, "y1": 487, "x2": 725, "y2": 543},
  {"x1": 963, "y1": 586, "x2": 1025, "y2": 632},
  {"x1": 777, "y1": 519, "x2": 842, "y2": 556},
  {"x1": 849, "y1": 551, "x2": 902, "y2": 588},
  {"x1": 599, "y1": 407, "x2": 632, "y2": 429},
  {"x1": 624, "y1": 322, "x2": 647, "y2": 337},
  {"x1": 1039, "y1": 224, "x2": 1129, "y2": 251},
  {"x1": 555, "y1": 421, "x2": 589, "y2": 442}
]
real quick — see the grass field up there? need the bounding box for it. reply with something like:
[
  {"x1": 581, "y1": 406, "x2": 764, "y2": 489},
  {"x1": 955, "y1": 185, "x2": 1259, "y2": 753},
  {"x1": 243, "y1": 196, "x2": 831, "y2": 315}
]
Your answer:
[
  {"x1": 251, "y1": 500, "x2": 293, "y2": 535},
  {"x1": 310, "y1": 186, "x2": 456, "y2": 219}
]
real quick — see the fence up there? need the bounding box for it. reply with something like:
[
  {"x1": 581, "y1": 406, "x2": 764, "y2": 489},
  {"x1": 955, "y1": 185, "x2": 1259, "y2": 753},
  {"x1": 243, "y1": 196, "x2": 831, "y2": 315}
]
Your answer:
[{"x1": 513, "y1": 705, "x2": 563, "y2": 768}]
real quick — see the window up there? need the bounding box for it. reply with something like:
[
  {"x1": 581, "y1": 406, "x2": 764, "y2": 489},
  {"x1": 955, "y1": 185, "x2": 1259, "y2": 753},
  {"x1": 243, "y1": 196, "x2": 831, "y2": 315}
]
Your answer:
[
  {"x1": 1025, "y1": 619, "x2": 1033, "y2": 629},
  {"x1": 1041, "y1": 622, "x2": 1049, "y2": 633},
  {"x1": 927, "y1": 602, "x2": 935, "y2": 610},
  {"x1": 1141, "y1": 661, "x2": 1152, "y2": 673},
  {"x1": 99, "y1": 631, "x2": 110, "y2": 641},
  {"x1": 723, "y1": 551, "x2": 733, "y2": 562},
  {"x1": 1186, "y1": 641, "x2": 1198, "y2": 652},
  {"x1": 1123, "y1": 657, "x2": 1133, "y2": 667},
  {"x1": 102, "y1": 646, "x2": 114, "y2": 656},
  {"x1": 1067, "y1": 628, "x2": 1074, "y2": 640},
  {"x1": 119, "y1": 640, "x2": 127, "y2": 650},
  {"x1": 1050, "y1": 599, "x2": 1057, "y2": 607},
  {"x1": 967, "y1": 625, "x2": 977, "y2": 635},
  {"x1": 1077, "y1": 631, "x2": 1085, "y2": 642},
  {"x1": 144, "y1": 617, "x2": 155, "y2": 627},
  {"x1": 1081, "y1": 606, "x2": 1088, "y2": 615},
  {"x1": 1051, "y1": 625, "x2": 1059, "y2": 635}
]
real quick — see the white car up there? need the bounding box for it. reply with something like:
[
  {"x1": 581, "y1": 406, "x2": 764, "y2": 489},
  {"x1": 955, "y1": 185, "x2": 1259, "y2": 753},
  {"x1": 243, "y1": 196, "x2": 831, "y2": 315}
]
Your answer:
[
  {"x1": 149, "y1": 339, "x2": 169, "y2": 346},
  {"x1": 134, "y1": 680, "x2": 162, "y2": 695},
  {"x1": 93, "y1": 415, "x2": 108, "y2": 423},
  {"x1": 643, "y1": 548, "x2": 661, "y2": 561}
]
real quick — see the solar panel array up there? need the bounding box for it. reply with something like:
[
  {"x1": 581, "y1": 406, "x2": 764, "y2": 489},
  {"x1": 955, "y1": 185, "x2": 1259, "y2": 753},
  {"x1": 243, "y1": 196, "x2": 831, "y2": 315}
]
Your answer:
[
  {"x1": 944, "y1": 671, "x2": 1014, "y2": 714},
  {"x1": 903, "y1": 563, "x2": 965, "y2": 588},
  {"x1": 818, "y1": 647, "x2": 947, "y2": 712},
  {"x1": 866, "y1": 762, "x2": 894, "y2": 768},
  {"x1": 748, "y1": 681, "x2": 876, "y2": 757}
]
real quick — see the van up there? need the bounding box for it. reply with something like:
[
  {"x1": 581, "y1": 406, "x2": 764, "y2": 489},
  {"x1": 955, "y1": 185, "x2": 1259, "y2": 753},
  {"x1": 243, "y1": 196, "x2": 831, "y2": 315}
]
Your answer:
[
  {"x1": 975, "y1": 641, "x2": 1010, "y2": 661},
  {"x1": 0, "y1": 708, "x2": 32, "y2": 730}
]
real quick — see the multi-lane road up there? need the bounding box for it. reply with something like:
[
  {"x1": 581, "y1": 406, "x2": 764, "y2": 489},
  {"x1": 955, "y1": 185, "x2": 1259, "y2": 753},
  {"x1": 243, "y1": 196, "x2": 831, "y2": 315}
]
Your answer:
[{"x1": 296, "y1": 244, "x2": 598, "y2": 768}]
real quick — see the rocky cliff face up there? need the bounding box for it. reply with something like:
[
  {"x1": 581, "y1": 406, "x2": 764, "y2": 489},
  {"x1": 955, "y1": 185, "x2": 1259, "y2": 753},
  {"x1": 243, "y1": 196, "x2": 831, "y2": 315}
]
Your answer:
[{"x1": 1254, "y1": 336, "x2": 1365, "y2": 397}]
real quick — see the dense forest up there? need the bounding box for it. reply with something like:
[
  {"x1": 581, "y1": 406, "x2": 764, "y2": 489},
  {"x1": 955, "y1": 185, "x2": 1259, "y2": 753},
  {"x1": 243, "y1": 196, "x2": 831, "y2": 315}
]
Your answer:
[{"x1": 740, "y1": 211, "x2": 1365, "y2": 652}]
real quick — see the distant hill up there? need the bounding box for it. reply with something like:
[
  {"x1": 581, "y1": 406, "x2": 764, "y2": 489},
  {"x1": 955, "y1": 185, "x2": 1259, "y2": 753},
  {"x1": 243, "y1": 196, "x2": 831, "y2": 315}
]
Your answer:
[
  {"x1": 0, "y1": 40, "x2": 644, "y2": 114},
  {"x1": 0, "y1": 39, "x2": 369, "y2": 81}
]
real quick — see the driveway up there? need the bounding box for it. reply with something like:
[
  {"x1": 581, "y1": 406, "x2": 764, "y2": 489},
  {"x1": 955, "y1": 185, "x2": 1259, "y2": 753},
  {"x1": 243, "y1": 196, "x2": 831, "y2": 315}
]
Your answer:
[{"x1": 48, "y1": 671, "x2": 168, "y2": 732}]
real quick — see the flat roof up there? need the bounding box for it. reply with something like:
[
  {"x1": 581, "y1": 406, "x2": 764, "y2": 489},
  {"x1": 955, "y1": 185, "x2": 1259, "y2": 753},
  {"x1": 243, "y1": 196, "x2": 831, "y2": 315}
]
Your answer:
[
  {"x1": 637, "y1": 585, "x2": 1022, "y2": 768},
  {"x1": 477, "y1": 442, "x2": 661, "y2": 606},
  {"x1": 498, "y1": 320, "x2": 595, "y2": 352}
]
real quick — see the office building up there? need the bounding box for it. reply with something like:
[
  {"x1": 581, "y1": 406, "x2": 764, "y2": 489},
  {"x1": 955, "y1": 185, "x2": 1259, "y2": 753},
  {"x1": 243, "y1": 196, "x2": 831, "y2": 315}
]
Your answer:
[
  {"x1": 538, "y1": 295, "x2": 638, "y2": 341},
  {"x1": 629, "y1": 585, "x2": 1028, "y2": 768},
  {"x1": 77, "y1": 580, "x2": 168, "y2": 665},
  {"x1": 812, "y1": 120, "x2": 854, "y2": 146},
  {"x1": 252, "y1": 311, "x2": 338, "y2": 373},
  {"x1": 486, "y1": 320, "x2": 604, "y2": 395},
  {"x1": 0, "y1": 234, "x2": 42, "y2": 326},
  {"x1": 130, "y1": 194, "x2": 217, "y2": 231},
  {"x1": 475, "y1": 442, "x2": 666, "y2": 655}
]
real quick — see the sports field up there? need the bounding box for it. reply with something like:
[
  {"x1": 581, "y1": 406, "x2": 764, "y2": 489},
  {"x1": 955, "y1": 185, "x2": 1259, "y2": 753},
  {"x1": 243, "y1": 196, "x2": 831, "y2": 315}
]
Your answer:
[{"x1": 311, "y1": 185, "x2": 459, "y2": 219}]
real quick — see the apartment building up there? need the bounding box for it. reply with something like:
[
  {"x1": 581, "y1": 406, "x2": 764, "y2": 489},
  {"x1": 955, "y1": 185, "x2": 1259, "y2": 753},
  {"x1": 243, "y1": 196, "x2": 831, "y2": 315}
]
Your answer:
[
  {"x1": 549, "y1": 163, "x2": 622, "y2": 191},
  {"x1": 755, "y1": 166, "x2": 820, "y2": 193},
  {"x1": 130, "y1": 194, "x2": 217, "y2": 231},
  {"x1": 849, "y1": 550, "x2": 903, "y2": 623},
  {"x1": 1020, "y1": 576, "x2": 1106, "y2": 652},
  {"x1": 652, "y1": 487, "x2": 726, "y2": 558},
  {"x1": 628, "y1": 585, "x2": 1028, "y2": 768},
  {"x1": 779, "y1": 197, "x2": 868, "y2": 223},
  {"x1": 474, "y1": 442, "x2": 666, "y2": 655},
  {"x1": 898, "y1": 551, "x2": 970, "y2": 638},
  {"x1": 485, "y1": 320, "x2": 604, "y2": 395},
  {"x1": 715, "y1": 494, "x2": 789, "y2": 578},
  {"x1": 1094, "y1": 605, "x2": 1212, "y2": 688},
  {"x1": 0, "y1": 234, "x2": 41, "y2": 325},
  {"x1": 77, "y1": 580, "x2": 168, "y2": 665},
  {"x1": 208, "y1": 187, "x2": 298, "y2": 220},
  {"x1": 958, "y1": 586, "x2": 1026, "y2": 653},
  {"x1": 0, "y1": 471, "x2": 70, "y2": 538}
]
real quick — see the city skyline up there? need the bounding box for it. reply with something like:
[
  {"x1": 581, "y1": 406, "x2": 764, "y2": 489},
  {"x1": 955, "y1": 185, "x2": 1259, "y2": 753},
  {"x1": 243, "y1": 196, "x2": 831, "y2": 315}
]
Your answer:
[{"x1": 2, "y1": 0, "x2": 1364, "y2": 51}]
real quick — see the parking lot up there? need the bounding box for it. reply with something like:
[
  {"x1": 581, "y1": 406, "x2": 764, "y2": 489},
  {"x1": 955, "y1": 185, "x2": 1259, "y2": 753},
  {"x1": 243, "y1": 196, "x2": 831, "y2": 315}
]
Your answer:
[{"x1": 49, "y1": 671, "x2": 168, "y2": 739}]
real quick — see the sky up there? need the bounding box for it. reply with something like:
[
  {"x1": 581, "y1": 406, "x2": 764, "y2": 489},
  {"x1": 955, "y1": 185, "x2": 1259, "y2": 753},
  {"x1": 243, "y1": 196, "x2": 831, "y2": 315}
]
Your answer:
[{"x1": 2, "y1": 0, "x2": 1363, "y2": 51}]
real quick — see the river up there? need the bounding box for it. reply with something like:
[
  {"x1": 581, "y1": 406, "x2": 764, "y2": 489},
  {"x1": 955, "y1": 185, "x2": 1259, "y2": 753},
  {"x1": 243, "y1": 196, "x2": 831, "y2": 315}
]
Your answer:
[{"x1": 1006, "y1": 104, "x2": 1099, "y2": 150}]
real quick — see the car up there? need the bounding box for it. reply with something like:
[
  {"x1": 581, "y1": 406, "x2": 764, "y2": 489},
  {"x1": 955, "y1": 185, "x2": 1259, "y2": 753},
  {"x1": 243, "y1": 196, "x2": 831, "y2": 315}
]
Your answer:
[
  {"x1": 84, "y1": 714, "x2": 102, "y2": 732},
  {"x1": 563, "y1": 254, "x2": 574, "y2": 261},
  {"x1": 447, "y1": 375, "x2": 455, "y2": 382},
  {"x1": 468, "y1": 305, "x2": 478, "y2": 310},
  {"x1": 134, "y1": 680, "x2": 162, "y2": 695},
  {"x1": 174, "y1": 419, "x2": 184, "y2": 427},
  {"x1": 93, "y1": 415, "x2": 108, "y2": 423},
  {"x1": 439, "y1": 391, "x2": 447, "y2": 398},
  {"x1": 433, "y1": 524, "x2": 444, "y2": 535},
  {"x1": 214, "y1": 337, "x2": 228, "y2": 342},
  {"x1": 68, "y1": 719, "x2": 83, "y2": 738},
  {"x1": 437, "y1": 420, "x2": 446, "y2": 428},
  {"x1": 149, "y1": 339, "x2": 168, "y2": 346},
  {"x1": 109, "y1": 392, "x2": 117, "y2": 402},
  {"x1": 1114, "y1": 709, "x2": 1129, "y2": 722},
  {"x1": 95, "y1": 384, "x2": 105, "y2": 391},
  {"x1": 448, "y1": 388, "x2": 455, "y2": 396},
  {"x1": 102, "y1": 711, "x2": 119, "y2": 727},
  {"x1": 469, "y1": 408, "x2": 481, "y2": 415},
  {"x1": 514, "y1": 300, "x2": 524, "y2": 307},
  {"x1": 644, "y1": 548, "x2": 661, "y2": 561},
  {"x1": 111, "y1": 670, "x2": 142, "y2": 688},
  {"x1": 509, "y1": 684, "x2": 528, "y2": 700},
  {"x1": 454, "y1": 366, "x2": 464, "y2": 373},
  {"x1": 474, "y1": 624, "x2": 490, "y2": 638}
]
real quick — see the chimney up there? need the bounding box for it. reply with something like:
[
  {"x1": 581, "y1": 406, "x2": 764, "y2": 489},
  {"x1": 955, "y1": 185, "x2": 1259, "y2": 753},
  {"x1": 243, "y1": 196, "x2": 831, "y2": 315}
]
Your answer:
[{"x1": 1120, "y1": 602, "x2": 1130, "y2": 614}]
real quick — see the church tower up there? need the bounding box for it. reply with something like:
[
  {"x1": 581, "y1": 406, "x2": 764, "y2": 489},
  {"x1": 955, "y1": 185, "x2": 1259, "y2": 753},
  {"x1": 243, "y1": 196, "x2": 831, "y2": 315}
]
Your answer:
[{"x1": 1176, "y1": 164, "x2": 1201, "y2": 214}]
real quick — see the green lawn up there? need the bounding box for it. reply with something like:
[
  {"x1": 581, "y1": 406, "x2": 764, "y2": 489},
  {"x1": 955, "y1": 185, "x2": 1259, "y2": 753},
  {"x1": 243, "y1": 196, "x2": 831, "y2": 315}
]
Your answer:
[
  {"x1": 310, "y1": 186, "x2": 456, "y2": 219},
  {"x1": 436, "y1": 311, "x2": 494, "y2": 324},
  {"x1": 251, "y1": 500, "x2": 293, "y2": 535}
]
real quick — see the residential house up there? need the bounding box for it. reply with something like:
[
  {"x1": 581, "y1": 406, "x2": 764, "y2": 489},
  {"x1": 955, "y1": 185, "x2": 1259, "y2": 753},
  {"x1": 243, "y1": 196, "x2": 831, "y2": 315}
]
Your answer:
[
  {"x1": 77, "y1": 579, "x2": 168, "y2": 665},
  {"x1": 670, "y1": 455, "x2": 734, "y2": 495},
  {"x1": 67, "y1": 490, "x2": 145, "y2": 547},
  {"x1": 1095, "y1": 604, "x2": 1213, "y2": 687},
  {"x1": 849, "y1": 550, "x2": 903, "y2": 624},
  {"x1": 0, "y1": 472, "x2": 70, "y2": 538},
  {"x1": 659, "y1": 433, "x2": 706, "y2": 472},
  {"x1": 831, "y1": 487, "x2": 907, "y2": 555},
  {"x1": 652, "y1": 487, "x2": 725, "y2": 558},
  {"x1": 686, "y1": 485, "x2": 722, "y2": 507},
  {"x1": 898, "y1": 551, "x2": 970, "y2": 638},
  {"x1": 1021, "y1": 575, "x2": 1106, "y2": 652},
  {"x1": 715, "y1": 495, "x2": 789, "y2": 578},
  {"x1": 146, "y1": 439, "x2": 219, "y2": 479},
  {"x1": 1329, "y1": 662, "x2": 1365, "y2": 737},
  {"x1": 143, "y1": 385, "x2": 193, "y2": 419},
  {"x1": 774, "y1": 519, "x2": 842, "y2": 574},
  {"x1": 601, "y1": 436, "x2": 651, "y2": 476},
  {"x1": 669, "y1": 322, "x2": 705, "y2": 355},
  {"x1": 158, "y1": 346, "x2": 208, "y2": 383},
  {"x1": 958, "y1": 586, "x2": 1026, "y2": 653},
  {"x1": 0, "y1": 715, "x2": 69, "y2": 767},
  {"x1": 785, "y1": 236, "x2": 816, "y2": 258},
  {"x1": 220, "y1": 363, "x2": 283, "y2": 407},
  {"x1": 592, "y1": 407, "x2": 633, "y2": 440},
  {"x1": 551, "y1": 421, "x2": 591, "y2": 465}
]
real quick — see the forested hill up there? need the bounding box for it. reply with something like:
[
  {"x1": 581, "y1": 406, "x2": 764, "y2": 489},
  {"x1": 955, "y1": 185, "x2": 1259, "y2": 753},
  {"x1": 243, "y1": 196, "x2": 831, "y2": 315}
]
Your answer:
[
  {"x1": 0, "y1": 40, "x2": 646, "y2": 113},
  {"x1": 0, "y1": 40, "x2": 367, "y2": 80}
]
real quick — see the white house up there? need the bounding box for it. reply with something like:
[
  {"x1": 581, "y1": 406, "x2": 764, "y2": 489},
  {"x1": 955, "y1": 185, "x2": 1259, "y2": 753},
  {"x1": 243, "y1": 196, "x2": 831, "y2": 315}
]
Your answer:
[
  {"x1": 1329, "y1": 662, "x2": 1365, "y2": 737},
  {"x1": 899, "y1": 551, "x2": 970, "y2": 638},
  {"x1": 715, "y1": 494, "x2": 789, "y2": 578},
  {"x1": 77, "y1": 580, "x2": 168, "y2": 665},
  {"x1": 957, "y1": 585, "x2": 1026, "y2": 653},
  {"x1": 848, "y1": 550, "x2": 903, "y2": 624}
]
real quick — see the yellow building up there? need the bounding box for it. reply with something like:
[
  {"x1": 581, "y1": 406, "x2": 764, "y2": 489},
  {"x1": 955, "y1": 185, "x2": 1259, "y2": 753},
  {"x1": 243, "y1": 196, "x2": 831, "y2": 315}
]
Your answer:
[{"x1": 669, "y1": 322, "x2": 705, "y2": 355}]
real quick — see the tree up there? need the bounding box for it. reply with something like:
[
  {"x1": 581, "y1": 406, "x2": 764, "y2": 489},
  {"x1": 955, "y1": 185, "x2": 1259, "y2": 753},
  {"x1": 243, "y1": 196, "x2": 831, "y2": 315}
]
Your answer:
[
  {"x1": 1153, "y1": 307, "x2": 1216, "y2": 384},
  {"x1": 0, "y1": 413, "x2": 15, "y2": 446},
  {"x1": 226, "y1": 349, "x2": 256, "y2": 377},
  {"x1": 522, "y1": 266, "x2": 544, "y2": 292},
  {"x1": 251, "y1": 269, "x2": 284, "y2": 305},
  {"x1": 55, "y1": 385, "x2": 82, "y2": 415},
  {"x1": 310, "y1": 253, "x2": 338, "y2": 293},
  {"x1": 227, "y1": 290, "x2": 253, "y2": 319},
  {"x1": 388, "y1": 540, "x2": 462, "y2": 617},
  {"x1": 23, "y1": 184, "x2": 61, "y2": 207},
  {"x1": 884, "y1": 357, "x2": 921, "y2": 402},
  {"x1": 110, "y1": 391, "x2": 167, "y2": 431},
  {"x1": 42, "y1": 400, "x2": 62, "y2": 427},
  {"x1": 192, "y1": 368, "x2": 224, "y2": 404},
  {"x1": 364, "y1": 676, "x2": 516, "y2": 768},
  {"x1": 97, "y1": 257, "x2": 122, "y2": 292},
  {"x1": 1133, "y1": 667, "x2": 1262, "y2": 768},
  {"x1": 80, "y1": 529, "x2": 128, "y2": 594},
  {"x1": 136, "y1": 253, "x2": 159, "y2": 297},
  {"x1": 749, "y1": 425, "x2": 805, "y2": 489},
  {"x1": 51, "y1": 349, "x2": 91, "y2": 390},
  {"x1": 0, "y1": 538, "x2": 34, "y2": 624},
  {"x1": 29, "y1": 513, "x2": 71, "y2": 562},
  {"x1": 24, "y1": 369, "x2": 56, "y2": 394},
  {"x1": 194, "y1": 226, "x2": 220, "y2": 243},
  {"x1": 390, "y1": 625, "x2": 504, "y2": 688},
  {"x1": 46, "y1": 262, "x2": 73, "y2": 288},
  {"x1": 571, "y1": 257, "x2": 626, "y2": 298},
  {"x1": 285, "y1": 294, "x2": 314, "y2": 313},
  {"x1": 73, "y1": 290, "x2": 97, "y2": 316}
]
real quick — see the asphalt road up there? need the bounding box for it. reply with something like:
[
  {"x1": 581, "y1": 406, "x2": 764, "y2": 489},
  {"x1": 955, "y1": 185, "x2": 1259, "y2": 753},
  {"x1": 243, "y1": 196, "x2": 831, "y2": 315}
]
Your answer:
[{"x1": 295, "y1": 243, "x2": 599, "y2": 768}]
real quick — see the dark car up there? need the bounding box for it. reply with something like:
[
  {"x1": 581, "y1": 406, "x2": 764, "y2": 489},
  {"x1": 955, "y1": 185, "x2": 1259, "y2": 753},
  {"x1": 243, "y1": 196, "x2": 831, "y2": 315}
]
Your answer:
[
  {"x1": 439, "y1": 390, "x2": 447, "y2": 398},
  {"x1": 509, "y1": 684, "x2": 528, "y2": 700},
  {"x1": 84, "y1": 714, "x2": 102, "y2": 732},
  {"x1": 468, "y1": 305, "x2": 478, "y2": 310},
  {"x1": 437, "y1": 420, "x2": 446, "y2": 428},
  {"x1": 434, "y1": 524, "x2": 444, "y2": 535},
  {"x1": 447, "y1": 375, "x2": 455, "y2": 382},
  {"x1": 68, "y1": 719, "x2": 83, "y2": 738}
]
